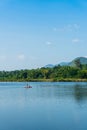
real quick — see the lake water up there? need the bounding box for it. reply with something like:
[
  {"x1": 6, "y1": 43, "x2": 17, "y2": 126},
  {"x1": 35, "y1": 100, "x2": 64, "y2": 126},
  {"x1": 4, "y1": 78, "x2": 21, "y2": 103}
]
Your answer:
[{"x1": 0, "y1": 82, "x2": 87, "y2": 130}]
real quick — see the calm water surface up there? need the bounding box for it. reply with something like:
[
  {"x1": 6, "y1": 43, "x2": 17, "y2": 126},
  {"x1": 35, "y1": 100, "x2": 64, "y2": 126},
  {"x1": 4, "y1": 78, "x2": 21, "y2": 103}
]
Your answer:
[{"x1": 0, "y1": 82, "x2": 87, "y2": 130}]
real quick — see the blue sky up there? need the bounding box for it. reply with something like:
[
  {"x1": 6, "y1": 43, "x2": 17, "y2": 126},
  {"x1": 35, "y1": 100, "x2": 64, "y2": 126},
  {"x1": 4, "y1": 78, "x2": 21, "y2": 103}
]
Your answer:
[{"x1": 0, "y1": 0, "x2": 87, "y2": 70}]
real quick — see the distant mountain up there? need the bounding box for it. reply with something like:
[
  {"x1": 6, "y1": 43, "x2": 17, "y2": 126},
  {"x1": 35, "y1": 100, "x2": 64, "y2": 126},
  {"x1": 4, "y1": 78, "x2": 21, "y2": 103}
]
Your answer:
[
  {"x1": 44, "y1": 57, "x2": 87, "y2": 68},
  {"x1": 58, "y1": 62, "x2": 69, "y2": 66},
  {"x1": 44, "y1": 64, "x2": 54, "y2": 68},
  {"x1": 69, "y1": 57, "x2": 87, "y2": 67}
]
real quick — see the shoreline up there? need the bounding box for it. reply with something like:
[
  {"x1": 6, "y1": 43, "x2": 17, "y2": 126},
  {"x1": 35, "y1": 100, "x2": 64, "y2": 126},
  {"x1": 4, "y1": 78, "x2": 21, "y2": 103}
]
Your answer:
[{"x1": 0, "y1": 78, "x2": 87, "y2": 82}]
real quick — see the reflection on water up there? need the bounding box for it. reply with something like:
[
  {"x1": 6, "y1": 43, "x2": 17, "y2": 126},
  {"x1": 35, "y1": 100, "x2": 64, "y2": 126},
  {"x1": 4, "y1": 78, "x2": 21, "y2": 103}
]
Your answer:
[
  {"x1": 74, "y1": 84, "x2": 87, "y2": 102},
  {"x1": 0, "y1": 82, "x2": 87, "y2": 130},
  {"x1": 41, "y1": 82, "x2": 87, "y2": 102}
]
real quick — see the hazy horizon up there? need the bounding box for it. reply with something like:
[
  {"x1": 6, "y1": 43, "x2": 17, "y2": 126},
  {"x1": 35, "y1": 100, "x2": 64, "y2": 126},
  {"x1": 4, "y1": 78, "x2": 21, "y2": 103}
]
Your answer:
[{"x1": 0, "y1": 0, "x2": 87, "y2": 70}]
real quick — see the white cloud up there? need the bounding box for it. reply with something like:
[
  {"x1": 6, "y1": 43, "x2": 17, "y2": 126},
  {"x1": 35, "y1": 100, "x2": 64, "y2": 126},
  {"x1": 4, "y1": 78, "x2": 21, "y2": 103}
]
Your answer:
[
  {"x1": 54, "y1": 24, "x2": 80, "y2": 32},
  {"x1": 17, "y1": 54, "x2": 25, "y2": 60},
  {"x1": 74, "y1": 24, "x2": 80, "y2": 29},
  {"x1": 46, "y1": 41, "x2": 52, "y2": 45},
  {"x1": 72, "y1": 38, "x2": 80, "y2": 43},
  {"x1": 54, "y1": 25, "x2": 70, "y2": 32},
  {"x1": 65, "y1": 24, "x2": 80, "y2": 31},
  {"x1": 53, "y1": 27, "x2": 57, "y2": 31}
]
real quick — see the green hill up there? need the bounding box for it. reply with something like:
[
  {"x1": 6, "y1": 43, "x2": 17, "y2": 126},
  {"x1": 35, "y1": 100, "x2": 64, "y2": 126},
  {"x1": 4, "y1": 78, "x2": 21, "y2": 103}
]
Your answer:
[{"x1": 69, "y1": 57, "x2": 87, "y2": 67}]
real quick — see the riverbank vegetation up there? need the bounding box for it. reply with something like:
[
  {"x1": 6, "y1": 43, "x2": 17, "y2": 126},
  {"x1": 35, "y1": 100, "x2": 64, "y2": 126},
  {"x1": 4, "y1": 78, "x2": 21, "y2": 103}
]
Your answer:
[{"x1": 0, "y1": 63, "x2": 87, "y2": 82}]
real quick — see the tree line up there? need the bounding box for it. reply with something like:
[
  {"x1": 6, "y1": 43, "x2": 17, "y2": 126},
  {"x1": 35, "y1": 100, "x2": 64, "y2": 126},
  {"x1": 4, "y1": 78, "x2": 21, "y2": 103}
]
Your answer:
[{"x1": 0, "y1": 62, "x2": 87, "y2": 81}]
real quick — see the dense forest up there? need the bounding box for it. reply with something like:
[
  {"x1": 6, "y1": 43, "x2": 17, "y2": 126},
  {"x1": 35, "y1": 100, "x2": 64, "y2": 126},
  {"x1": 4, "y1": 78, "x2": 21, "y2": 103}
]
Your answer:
[{"x1": 0, "y1": 60, "x2": 87, "y2": 82}]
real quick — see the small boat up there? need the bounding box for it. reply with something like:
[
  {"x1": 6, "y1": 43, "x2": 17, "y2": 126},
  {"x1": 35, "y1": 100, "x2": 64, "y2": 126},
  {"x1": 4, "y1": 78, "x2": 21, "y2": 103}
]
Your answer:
[
  {"x1": 24, "y1": 86, "x2": 32, "y2": 88},
  {"x1": 24, "y1": 84, "x2": 32, "y2": 88}
]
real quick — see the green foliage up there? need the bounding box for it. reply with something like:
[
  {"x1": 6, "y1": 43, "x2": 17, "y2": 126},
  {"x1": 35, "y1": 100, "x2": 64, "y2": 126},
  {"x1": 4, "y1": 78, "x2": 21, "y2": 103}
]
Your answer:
[
  {"x1": 74, "y1": 59, "x2": 82, "y2": 69},
  {"x1": 0, "y1": 64, "x2": 87, "y2": 81}
]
